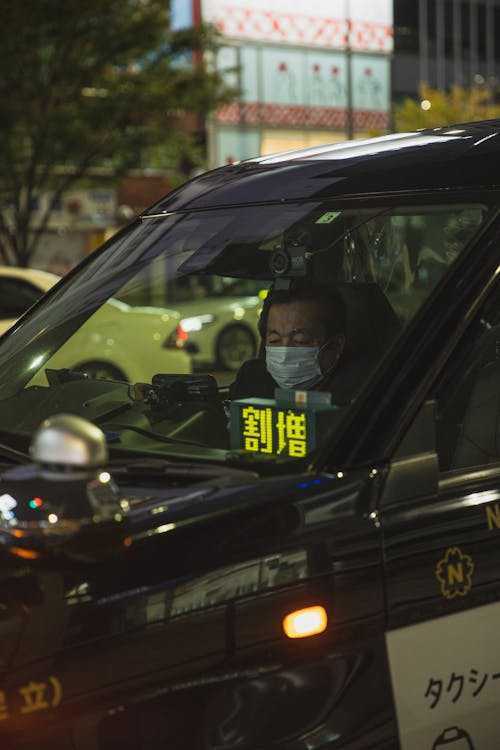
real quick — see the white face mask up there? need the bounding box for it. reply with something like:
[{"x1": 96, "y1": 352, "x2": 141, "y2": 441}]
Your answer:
[{"x1": 265, "y1": 346, "x2": 322, "y2": 390}]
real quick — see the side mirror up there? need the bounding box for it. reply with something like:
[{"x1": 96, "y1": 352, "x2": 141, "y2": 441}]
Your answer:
[
  {"x1": 381, "y1": 400, "x2": 439, "y2": 507},
  {"x1": 0, "y1": 414, "x2": 127, "y2": 552}
]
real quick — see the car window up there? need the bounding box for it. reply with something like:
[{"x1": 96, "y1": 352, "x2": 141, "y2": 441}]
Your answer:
[
  {"x1": 0, "y1": 200, "x2": 490, "y2": 469},
  {"x1": 435, "y1": 280, "x2": 500, "y2": 474},
  {"x1": 0, "y1": 277, "x2": 44, "y2": 318}
]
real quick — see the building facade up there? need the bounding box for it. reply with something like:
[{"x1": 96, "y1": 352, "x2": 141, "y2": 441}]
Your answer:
[
  {"x1": 173, "y1": 0, "x2": 393, "y2": 166},
  {"x1": 393, "y1": 0, "x2": 500, "y2": 102}
]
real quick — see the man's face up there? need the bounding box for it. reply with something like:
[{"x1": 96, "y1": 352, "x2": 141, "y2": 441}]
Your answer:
[
  {"x1": 266, "y1": 300, "x2": 344, "y2": 373},
  {"x1": 266, "y1": 300, "x2": 326, "y2": 348}
]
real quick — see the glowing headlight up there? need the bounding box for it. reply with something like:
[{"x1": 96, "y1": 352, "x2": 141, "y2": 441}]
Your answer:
[{"x1": 180, "y1": 314, "x2": 216, "y2": 332}]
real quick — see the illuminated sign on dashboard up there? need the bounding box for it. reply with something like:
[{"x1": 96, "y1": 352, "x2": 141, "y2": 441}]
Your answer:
[{"x1": 230, "y1": 392, "x2": 337, "y2": 459}]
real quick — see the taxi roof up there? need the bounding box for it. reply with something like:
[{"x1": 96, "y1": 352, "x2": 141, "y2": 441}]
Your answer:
[{"x1": 144, "y1": 119, "x2": 500, "y2": 215}]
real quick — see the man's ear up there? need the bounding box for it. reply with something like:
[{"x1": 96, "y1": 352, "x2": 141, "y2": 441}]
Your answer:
[{"x1": 320, "y1": 333, "x2": 345, "y2": 373}]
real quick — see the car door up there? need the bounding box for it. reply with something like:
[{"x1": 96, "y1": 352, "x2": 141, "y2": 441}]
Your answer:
[{"x1": 381, "y1": 278, "x2": 500, "y2": 750}]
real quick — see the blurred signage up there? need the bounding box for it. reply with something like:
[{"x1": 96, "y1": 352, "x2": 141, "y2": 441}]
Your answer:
[
  {"x1": 218, "y1": 44, "x2": 390, "y2": 112},
  {"x1": 202, "y1": 0, "x2": 393, "y2": 52},
  {"x1": 30, "y1": 189, "x2": 116, "y2": 231},
  {"x1": 215, "y1": 43, "x2": 390, "y2": 132}
]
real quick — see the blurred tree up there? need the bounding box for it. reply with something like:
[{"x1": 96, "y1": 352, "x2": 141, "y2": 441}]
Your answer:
[
  {"x1": 0, "y1": 0, "x2": 235, "y2": 266},
  {"x1": 394, "y1": 82, "x2": 500, "y2": 132}
]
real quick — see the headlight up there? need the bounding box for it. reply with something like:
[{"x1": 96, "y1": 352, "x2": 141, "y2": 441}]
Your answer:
[{"x1": 180, "y1": 314, "x2": 216, "y2": 332}]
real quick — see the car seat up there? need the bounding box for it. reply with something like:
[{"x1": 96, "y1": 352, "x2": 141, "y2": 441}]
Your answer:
[
  {"x1": 337, "y1": 282, "x2": 402, "y2": 366},
  {"x1": 328, "y1": 282, "x2": 403, "y2": 404}
]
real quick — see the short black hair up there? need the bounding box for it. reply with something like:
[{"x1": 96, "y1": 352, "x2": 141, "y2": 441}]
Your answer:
[{"x1": 258, "y1": 281, "x2": 346, "y2": 340}]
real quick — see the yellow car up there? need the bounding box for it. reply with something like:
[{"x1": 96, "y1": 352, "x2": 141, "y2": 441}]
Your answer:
[{"x1": 0, "y1": 266, "x2": 191, "y2": 382}]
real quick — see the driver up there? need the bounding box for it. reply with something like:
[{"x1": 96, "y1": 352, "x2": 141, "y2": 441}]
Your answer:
[{"x1": 229, "y1": 282, "x2": 349, "y2": 401}]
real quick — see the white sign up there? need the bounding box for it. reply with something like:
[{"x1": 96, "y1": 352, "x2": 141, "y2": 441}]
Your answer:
[
  {"x1": 386, "y1": 601, "x2": 500, "y2": 750},
  {"x1": 202, "y1": 0, "x2": 393, "y2": 52}
]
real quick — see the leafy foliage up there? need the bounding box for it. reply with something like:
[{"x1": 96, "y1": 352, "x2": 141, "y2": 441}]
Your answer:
[
  {"x1": 0, "y1": 0, "x2": 235, "y2": 265},
  {"x1": 394, "y1": 82, "x2": 500, "y2": 132}
]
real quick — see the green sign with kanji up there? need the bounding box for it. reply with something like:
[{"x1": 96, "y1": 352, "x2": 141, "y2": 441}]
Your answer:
[{"x1": 229, "y1": 393, "x2": 338, "y2": 459}]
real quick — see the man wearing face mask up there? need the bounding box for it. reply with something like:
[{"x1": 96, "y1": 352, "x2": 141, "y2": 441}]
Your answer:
[{"x1": 229, "y1": 282, "x2": 351, "y2": 402}]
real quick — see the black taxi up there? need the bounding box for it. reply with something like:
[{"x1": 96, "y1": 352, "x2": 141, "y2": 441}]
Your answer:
[{"x1": 0, "y1": 120, "x2": 499, "y2": 750}]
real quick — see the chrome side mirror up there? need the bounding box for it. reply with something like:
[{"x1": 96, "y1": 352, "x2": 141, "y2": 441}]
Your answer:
[
  {"x1": 31, "y1": 413, "x2": 108, "y2": 472},
  {"x1": 0, "y1": 414, "x2": 127, "y2": 550}
]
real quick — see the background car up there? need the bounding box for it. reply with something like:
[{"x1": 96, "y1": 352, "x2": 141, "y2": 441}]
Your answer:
[
  {"x1": 169, "y1": 276, "x2": 268, "y2": 371},
  {"x1": 0, "y1": 266, "x2": 191, "y2": 381},
  {"x1": 0, "y1": 266, "x2": 61, "y2": 333}
]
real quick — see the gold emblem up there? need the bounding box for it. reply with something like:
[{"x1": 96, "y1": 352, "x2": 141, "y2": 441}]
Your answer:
[{"x1": 435, "y1": 546, "x2": 474, "y2": 599}]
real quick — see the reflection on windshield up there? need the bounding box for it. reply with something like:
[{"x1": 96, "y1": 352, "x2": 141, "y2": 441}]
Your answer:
[{"x1": 0, "y1": 201, "x2": 488, "y2": 469}]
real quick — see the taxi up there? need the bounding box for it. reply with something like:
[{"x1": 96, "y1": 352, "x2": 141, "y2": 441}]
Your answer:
[{"x1": 0, "y1": 120, "x2": 500, "y2": 749}]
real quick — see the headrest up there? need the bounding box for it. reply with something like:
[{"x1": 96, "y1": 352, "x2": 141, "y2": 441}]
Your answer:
[{"x1": 337, "y1": 282, "x2": 402, "y2": 362}]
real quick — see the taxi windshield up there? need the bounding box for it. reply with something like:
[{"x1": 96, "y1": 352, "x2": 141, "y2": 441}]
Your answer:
[{"x1": 0, "y1": 199, "x2": 489, "y2": 468}]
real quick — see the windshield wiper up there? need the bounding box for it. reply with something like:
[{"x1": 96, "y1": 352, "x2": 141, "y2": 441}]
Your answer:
[
  {"x1": 102, "y1": 422, "x2": 207, "y2": 448},
  {"x1": 108, "y1": 456, "x2": 258, "y2": 480}
]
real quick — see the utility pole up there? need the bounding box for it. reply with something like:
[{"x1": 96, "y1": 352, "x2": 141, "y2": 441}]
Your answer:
[{"x1": 345, "y1": 0, "x2": 354, "y2": 139}]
